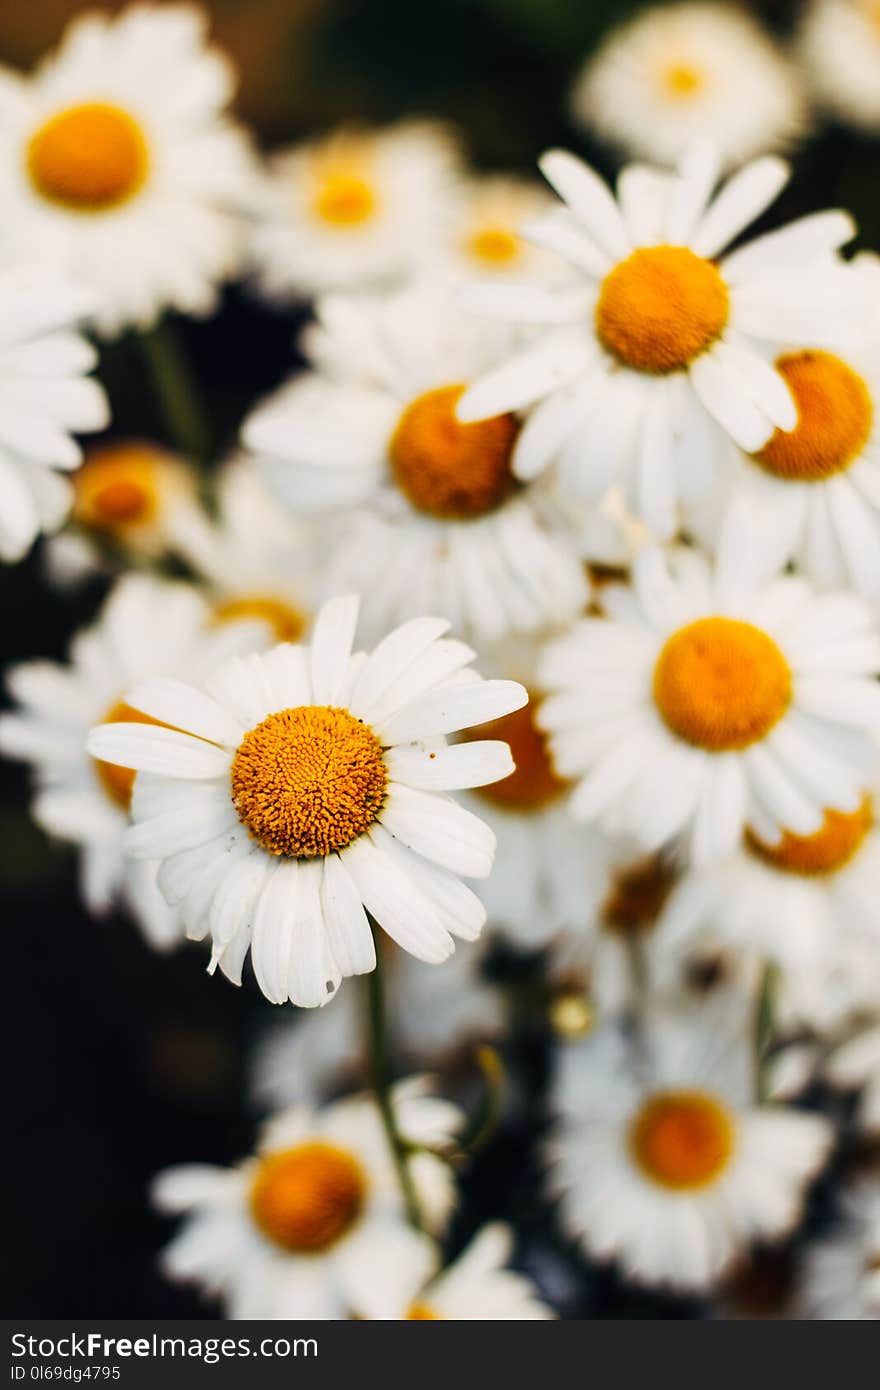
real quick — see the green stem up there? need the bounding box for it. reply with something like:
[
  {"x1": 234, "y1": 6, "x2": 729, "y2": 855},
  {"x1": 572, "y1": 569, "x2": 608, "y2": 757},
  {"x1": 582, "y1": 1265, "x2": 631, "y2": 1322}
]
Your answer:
[
  {"x1": 754, "y1": 960, "x2": 778, "y2": 1102},
  {"x1": 141, "y1": 317, "x2": 211, "y2": 464},
  {"x1": 363, "y1": 930, "x2": 423, "y2": 1231}
]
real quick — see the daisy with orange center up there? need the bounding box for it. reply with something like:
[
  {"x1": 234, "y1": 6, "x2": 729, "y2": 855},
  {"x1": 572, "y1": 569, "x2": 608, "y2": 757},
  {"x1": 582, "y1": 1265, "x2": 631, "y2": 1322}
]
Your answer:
[
  {"x1": 70, "y1": 440, "x2": 201, "y2": 560},
  {"x1": 548, "y1": 1014, "x2": 832, "y2": 1292},
  {"x1": 537, "y1": 542, "x2": 880, "y2": 865},
  {"x1": 439, "y1": 174, "x2": 562, "y2": 285},
  {"x1": 456, "y1": 143, "x2": 863, "y2": 538}
]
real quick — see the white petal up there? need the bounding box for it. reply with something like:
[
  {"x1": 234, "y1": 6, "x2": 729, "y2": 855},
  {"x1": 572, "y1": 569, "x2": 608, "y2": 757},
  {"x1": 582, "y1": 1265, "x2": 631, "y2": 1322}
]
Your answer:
[
  {"x1": 377, "y1": 680, "x2": 527, "y2": 745},
  {"x1": 349, "y1": 617, "x2": 451, "y2": 720},
  {"x1": 124, "y1": 678, "x2": 244, "y2": 747},
  {"x1": 539, "y1": 149, "x2": 630, "y2": 259},
  {"x1": 381, "y1": 783, "x2": 496, "y2": 878},
  {"x1": 320, "y1": 852, "x2": 376, "y2": 977},
  {"x1": 310, "y1": 594, "x2": 360, "y2": 705},
  {"x1": 289, "y1": 858, "x2": 340, "y2": 1009},
  {"x1": 691, "y1": 157, "x2": 789, "y2": 259},
  {"x1": 87, "y1": 724, "x2": 232, "y2": 780},
  {"x1": 384, "y1": 740, "x2": 513, "y2": 791},
  {"x1": 341, "y1": 830, "x2": 454, "y2": 963}
]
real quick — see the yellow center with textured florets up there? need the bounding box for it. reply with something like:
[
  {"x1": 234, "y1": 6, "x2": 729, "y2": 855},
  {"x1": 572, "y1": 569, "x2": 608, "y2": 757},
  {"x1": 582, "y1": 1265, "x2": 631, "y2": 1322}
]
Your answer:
[
  {"x1": 390, "y1": 384, "x2": 520, "y2": 520},
  {"x1": 747, "y1": 797, "x2": 873, "y2": 876},
  {"x1": 213, "y1": 596, "x2": 306, "y2": 644},
  {"x1": 94, "y1": 700, "x2": 165, "y2": 810},
  {"x1": 653, "y1": 617, "x2": 791, "y2": 751},
  {"x1": 596, "y1": 246, "x2": 729, "y2": 374},
  {"x1": 250, "y1": 1142, "x2": 366, "y2": 1253},
  {"x1": 754, "y1": 351, "x2": 874, "y2": 481},
  {"x1": 28, "y1": 102, "x2": 149, "y2": 211},
  {"x1": 231, "y1": 706, "x2": 387, "y2": 857},
  {"x1": 471, "y1": 701, "x2": 566, "y2": 812},
  {"x1": 631, "y1": 1089, "x2": 735, "y2": 1189},
  {"x1": 73, "y1": 445, "x2": 161, "y2": 535}
]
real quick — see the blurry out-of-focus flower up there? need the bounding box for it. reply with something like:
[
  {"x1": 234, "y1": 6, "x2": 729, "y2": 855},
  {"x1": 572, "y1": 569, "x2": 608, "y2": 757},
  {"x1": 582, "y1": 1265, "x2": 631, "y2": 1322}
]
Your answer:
[
  {"x1": 440, "y1": 175, "x2": 562, "y2": 285},
  {"x1": 570, "y1": 3, "x2": 806, "y2": 170},
  {"x1": 0, "y1": 4, "x2": 258, "y2": 336},
  {"x1": 0, "y1": 573, "x2": 266, "y2": 948},
  {"x1": 457, "y1": 146, "x2": 861, "y2": 537},
  {"x1": 69, "y1": 440, "x2": 200, "y2": 559},
  {"x1": 243, "y1": 284, "x2": 588, "y2": 646},
  {"x1": 538, "y1": 544, "x2": 880, "y2": 866},
  {"x1": 798, "y1": 1183, "x2": 880, "y2": 1319},
  {"x1": 776, "y1": 933, "x2": 880, "y2": 1036},
  {"x1": 797, "y1": 0, "x2": 880, "y2": 136},
  {"x1": 823, "y1": 1025, "x2": 880, "y2": 1135},
  {"x1": 358, "y1": 1222, "x2": 555, "y2": 1319},
  {"x1": 548, "y1": 1013, "x2": 832, "y2": 1293},
  {"x1": 152, "y1": 1080, "x2": 461, "y2": 1319},
  {"x1": 87, "y1": 594, "x2": 527, "y2": 1003},
  {"x1": 0, "y1": 265, "x2": 107, "y2": 562},
  {"x1": 248, "y1": 122, "x2": 461, "y2": 303}
]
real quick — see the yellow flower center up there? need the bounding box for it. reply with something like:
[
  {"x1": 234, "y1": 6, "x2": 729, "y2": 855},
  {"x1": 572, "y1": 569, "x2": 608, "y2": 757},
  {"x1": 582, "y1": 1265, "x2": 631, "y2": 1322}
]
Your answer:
[
  {"x1": 596, "y1": 245, "x2": 729, "y2": 375},
  {"x1": 213, "y1": 595, "x2": 306, "y2": 644},
  {"x1": 653, "y1": 617, "x2": 791, "y2": 751},
  {"x1": 549, "y1": 992, "x2": 594, "y2": 1039},
  {"x1": 390, "y1": 384, "x2": 520, "y2": 520},
  {"x1": 72, "y1": 444, "x2": 165, "y2": 537},
  {"x1": 601, "y1": 855, "x2": 676, "y2": 934},
  {"x1": 313, "y1": 171, "x2": 377, "y2": 226},
  {"x1": 470, "y1": 701, "x2": 566, "y2": 812},
  {"x1": 746, "y1": 797, "x2": 873, "y2": 876},
  {"x1": 231, "y1": 705, "x2": 387, "y2": 858},
  {"x1": 467, "y1": 224, "x2": 521, "y2": 266},
  {"x1": 250, "y1": 1142, "x2": 366, "y2": 1253},
  {"x1": 27, "y1": 102, "x2": 149, "y2": 211},
  {"x1": 630, "y1": 1090, "x2": 735, "y2": 1190},
  {"x1": 754, "y1": 351, "x2": 874, "y2": 482},
  {"x1": 94, "y1": 700, "x2": 165, "y2": 811},
  {"x1": 660, "y1": 62, "x2": 704, "y2": 98},
  {"x1": 407, "y1": 1302, "x2": 441, "y2": 1320}
]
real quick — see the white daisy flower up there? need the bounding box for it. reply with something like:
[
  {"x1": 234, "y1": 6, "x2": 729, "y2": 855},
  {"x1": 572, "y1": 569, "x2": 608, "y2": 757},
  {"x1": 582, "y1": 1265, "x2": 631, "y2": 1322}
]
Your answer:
[
  {"x1": 457, "y1": 144, "x2": 862, "y2": 538},
  {"x1": 0, "y1": 264, "x2": 108, "y2": 562},
  {"x1": 439, "y1": 174, "x2": 562, "y2": 284},
  {"x1": 570, "y1": 3, "x2": 806, "y2": 170},
  {"x1": 357, "y1": 1222, "x2": 554, "y2": 1319},
  {"x1": 153, "y1": 1079, "x2": 461, "y2": 1319},
  {"x1": 0, "y1": 4, "x2": 258, "y2": 336},
  {"x1": 0, "y1": 573, "x2": 266, "y2": 948},
  {"x1": 538, "y1": 542, "x2": 880, "y2": 865},
  {"x1": 86, "y1": 594, "x2": 527, "y2": 1003},
  {"x1": 799, "y1": 1183, "x2": 880, "y2": 1319},
  {"x1": 243, "y1": 284, "x2": 589, "y2": 646},
  {"x1": 69, "y1": 438, "x2": 200, "y2": 559},
  {"x1": 797, "y1": 0, "x2": 880, "y2": 135},
  {"x1": 247, "y1": 122, "x2": 461, "y2": 303},
  {"x1": 548, "y1": 1013, "x2": 832, "y2": 1293}
]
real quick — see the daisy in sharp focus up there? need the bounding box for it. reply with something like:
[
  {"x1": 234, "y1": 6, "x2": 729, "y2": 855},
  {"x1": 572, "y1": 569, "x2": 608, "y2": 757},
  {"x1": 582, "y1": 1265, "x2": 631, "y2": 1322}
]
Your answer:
[
  {"x1": 797, "y1": 0, "x2": 880, "y2": 135},
  {"x1": 0, "y1": 264, "x2": 108, "y2": 562},
  {"x1": 243, "y1": 284, "x2": 589, "y2": 646},
  {"x1": 548, "y1": 1012, "x2": 832, "y2": 1293},
  {"x1": 0, "y1": 4, "x2": 258, "y2": 336},
  {"x1": 570, "y1": 3, "x2": 806, "y2": 170},
  {"x1": 153, "y1": 1080, "x2": 461, "y2": 1319},
  {"x1": 87, "y1": 594, "x2": 527, "y2": 1004},
  {"x1": 798, "y1": 1183, "x2": 880, "y2": 1319},
  {"x1": 456, "y1": 144, "x2": 862, "y2": 538},
  {"x1": 538, "y1": 541, "x2": 880, "y2": 865}
]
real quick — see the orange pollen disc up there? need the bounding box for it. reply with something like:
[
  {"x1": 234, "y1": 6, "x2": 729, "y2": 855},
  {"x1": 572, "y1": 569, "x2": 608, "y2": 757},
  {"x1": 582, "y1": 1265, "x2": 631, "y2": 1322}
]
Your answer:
[
  {"x1": 313, "y1": 171, "x2": 377, "y2": 226},
  {"x1": 747, "y1": 796, "x2": 873, "y2": 876},
  {"x1": 250, "y1": 1142, "x2": 366, "y2": 1253},
  {"x1": 389, "y1": 384, "x2": 520, "y2": 521},
  {"x1": 407, "y1": 1302, "x2": 441, "y2": 1319},
  {"x1": 27, "y1": 102, "x2": 148, "y2": 211},
  {"x1": 467, "y1": 224, "x2": 521, "y2": 266},
  {"x1": 469, "y1": 700, "x2": 566, "y2": 812},
  {"x1": 602, "y1": 855, "x2": 676, "y2": 934},
  {"x1": 213, "y1": 595, "x2": 306, "y2": 644},
  {"x1": 653, "y1": 616, "x2": 791, "y2": 752},
  {"x1": 754, "y1": 351, "x2": 874, "y2": 482},
  {"x1": 630, "y1": 1089, "x2": 735, "y2": 1190},
  {"x1": 72, "y1": 445, "x2": 162, "y2": 534},
  {"x1": 661, "y1": 62, "x2": 704, "y2": 97},
  {"x1": 230, "y1": 705, "x2": 387, "y2": 857},
  {"x1": 94, "y1": 700, "x2": 166, "y2": 810},
  {"x1": 596, "y1": 245, "x2": 729, "y2": 374}
]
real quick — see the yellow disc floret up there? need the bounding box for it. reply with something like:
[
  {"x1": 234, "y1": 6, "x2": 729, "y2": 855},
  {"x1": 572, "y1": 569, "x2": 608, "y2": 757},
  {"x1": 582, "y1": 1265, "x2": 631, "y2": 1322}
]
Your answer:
[
  {"x1": 747, "y1": 797, "x2": 873, "y2": 876},
  {"x1": 471, "y1": 701, "x2": 566, "y2": 812},
  {"x1": 467, "y1": 225, "x2": 521, "y2": 267},
  {"x1": 250, "y1": 1142, "x2": 366, "y2": 1253},
  {"x1": 653, "y1": 616, "x2": 791, "y2": 751},
  {"x1": 231, "y1": 705, "x2": 387, "y2": 857},
  {"x1": 72, "y1": 444, "x2": 162, "y2": 536},
  {"x1": 661, "y1": 62, "x2": 705, "y2": 98},
  {"x1": 28, "y1": 102, "x2": 148, "y2": 211},
  {"x1": 755, "y1": 351, "x2": 873, "y2": 482},
  {"x1": 390, "y1": 384, "x2": 519, "y2": 520},
  {"x1": 630, "y1": 1090, "x2": 735, "y2": 1190},
  {"x1": 596, "y1": 245, "x2": 729, "y2": 374},
  {"x1": 313, "y1": 172, "x2": 377, "y2": 226}
]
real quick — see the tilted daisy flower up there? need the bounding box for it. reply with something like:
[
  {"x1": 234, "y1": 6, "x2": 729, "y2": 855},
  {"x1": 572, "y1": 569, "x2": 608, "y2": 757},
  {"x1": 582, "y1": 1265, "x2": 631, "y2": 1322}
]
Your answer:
[
  {"x1": 798, "y1": 1183, "x2": 880, "y2": 1319},
  {"x1": 153, "y1": 1080, "x2": 461, "y2": 1319},
  {"x1": 548, "y1": 1013, "x2": 832, "y2": 1293},
  {"x1": 247, "y1": 122, "x2": 461, "y2": 303},
  {"x1": 797, "y1": 0, "x2": 880, "y2": 136},
  {"x1": 0, "y1": 265, "x2": 108, "y2": 562},
  {"x1": 357, "y1": 1223, "x2": 554, "y2": 1320},
  {"x1": 457, "y1": 144, "x2": 861, "y2": 537},
  {"x1": 0, "y1": 573, "x2": 266, "y2": 948},
  {"x1": 538, "y1": 543, "x2": 880, "y2": 864},
  {"x1": 570, "y1": 3, "x2": 806, "y2": 170},
  {"x1": 87, "y1": 595, "x2": 527, "y2": 1003},
  {"x1": 0, "y1": 4, "x2": 258, "y2": 336},
  {"x1": 243, "y1": 285, "x2": 588, "y2": 645}
]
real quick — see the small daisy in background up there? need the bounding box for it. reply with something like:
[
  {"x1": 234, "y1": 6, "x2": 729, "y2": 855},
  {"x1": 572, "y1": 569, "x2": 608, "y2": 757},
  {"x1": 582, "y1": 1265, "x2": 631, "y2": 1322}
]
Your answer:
[
  {"x1": 68, "y1": 439, "x2": 200, "y2": 562},
  {"x1": 798, "y1": 1183, "x2": 880, "y2": 1319},
  {"x1": 153, "y1": 1080, "x2": 461, "y2": 1319},
  {"x1": 439, "y1": 175, "x2": 564, "y2": 285},
  {"x1": 797, "y1": 0, "x2": 880, "y2": 137},
  {"x1": 0, "y1": 4, "x2": 259, "y2": 336},
  {"x1": 570, "y1": 3, "x2": 807, "y2": 171}
]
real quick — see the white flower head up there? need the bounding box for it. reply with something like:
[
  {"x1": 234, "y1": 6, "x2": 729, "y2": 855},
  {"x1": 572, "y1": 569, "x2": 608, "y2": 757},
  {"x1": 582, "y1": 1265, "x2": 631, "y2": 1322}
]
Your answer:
[
  {"x1": 797, "y1": 0, "x2": 880, "y2": 135},
  {"x1": 438, "y1": 174, "x2": 564, "y2": 285}
]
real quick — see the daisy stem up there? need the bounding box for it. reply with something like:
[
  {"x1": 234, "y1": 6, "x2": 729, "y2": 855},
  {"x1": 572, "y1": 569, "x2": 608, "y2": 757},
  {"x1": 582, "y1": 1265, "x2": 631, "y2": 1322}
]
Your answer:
[
  {"x1": 754, "y1": 960, "x2": 778, "y2": 1102},
  {"x1": 141, "y1": 317, "x2": 211, "y2": 465},
  {"x1": 363, "y1": 930, "x2": 424, "y2": 1232}
]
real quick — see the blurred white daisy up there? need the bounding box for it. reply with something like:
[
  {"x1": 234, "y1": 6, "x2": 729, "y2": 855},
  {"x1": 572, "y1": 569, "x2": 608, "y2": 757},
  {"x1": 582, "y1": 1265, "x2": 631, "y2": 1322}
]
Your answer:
[
  {"x1": 153, "y1": 1080, "x2": 461, "y2": 1319},
  {"x1": 457, "y1": 145, "x2": 861, "y2": 537},
  {"x1": 248, "y1": 122, "x2": 461, "y2": 302},
  {"x1": 798, "y1": 1184, "x2": 880, "y2": 1319},
  {"x1": 0, "y1": 265, "x2": 108, "y2": 562},
  {"x1": 70, "y1": 439, "x2": 200, "y2": 558},
  {"x1": 538, "y1": 543, "x2": 880, "y2": 864},
  {"x1": 87, "y1": 594, "x2": 527, "y2": 1003},
  {"x1": 0, "y1": 573, "x2": 265, "y2": 948},
  {"x1": 797, "y1": 0, "x2": 880, "y2": 135},
  {"x1": 243, "y1": 285, "x2": 588, "y2": 646},
  {"x1": 548, "y1": 1013, "x2": 832, "y2": 1293},
  {"x1": 570, "y1": 3, "x2": 806, "y2": 170},
  {"x1": 776, "y1": 933, "x2": 880, "y2": 1037},
  {"x1": 439, "y1": 175, "x2": 562, "y2": 284},
  {"x1": 0, "y1": 4, "x2": 258, "y2": 336}
]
